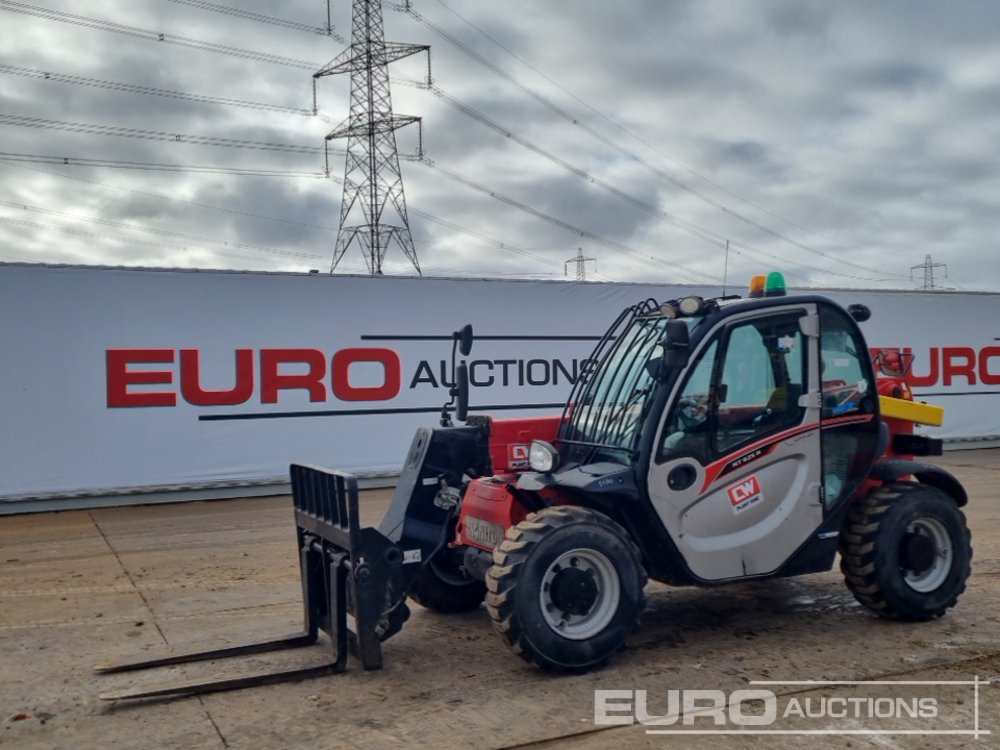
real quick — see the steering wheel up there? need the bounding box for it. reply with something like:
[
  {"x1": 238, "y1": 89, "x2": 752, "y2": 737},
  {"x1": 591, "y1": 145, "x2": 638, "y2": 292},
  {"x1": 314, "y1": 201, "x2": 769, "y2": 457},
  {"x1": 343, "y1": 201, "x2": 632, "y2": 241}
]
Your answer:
[
  {"x1": 675, "y1": 396, "x2": 708, "y2": 430},
  {"x1": 752, "y1": 406, "x2": 780, "y2": 430}
]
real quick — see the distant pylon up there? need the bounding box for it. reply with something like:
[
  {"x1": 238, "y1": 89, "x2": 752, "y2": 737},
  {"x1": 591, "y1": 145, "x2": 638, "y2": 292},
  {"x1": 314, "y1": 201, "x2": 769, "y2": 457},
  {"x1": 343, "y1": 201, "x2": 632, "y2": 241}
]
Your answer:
[
  {"x1": 910, "y1": 254, "x2": 948, "y2": 290},
  {"x1": 565, "y1": 247, "x2": 596, "y2": 281},
  {"x1": 315, "y1": 0, "x2": 429, "y2": 275}
]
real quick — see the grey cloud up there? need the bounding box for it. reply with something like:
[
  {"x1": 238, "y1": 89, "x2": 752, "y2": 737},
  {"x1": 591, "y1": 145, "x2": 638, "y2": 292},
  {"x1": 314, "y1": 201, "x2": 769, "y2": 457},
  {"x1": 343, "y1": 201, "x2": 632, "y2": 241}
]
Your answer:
[{"x1": 1, "y1": 0, "x2": 999, "y2": 290}]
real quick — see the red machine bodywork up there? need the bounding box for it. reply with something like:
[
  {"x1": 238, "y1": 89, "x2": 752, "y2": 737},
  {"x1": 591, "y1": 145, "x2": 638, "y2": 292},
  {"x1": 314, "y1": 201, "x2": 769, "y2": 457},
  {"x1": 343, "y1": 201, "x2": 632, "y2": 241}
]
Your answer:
[
  {"x1": 486, "y1": 415, "x2": 561, "y2": 473},
  {"x1": 455, "y1": 415, "x2": 561, "y2": 551},
  {"x1": 873, "y1": 349, "x2": 918, "y2": 461}
]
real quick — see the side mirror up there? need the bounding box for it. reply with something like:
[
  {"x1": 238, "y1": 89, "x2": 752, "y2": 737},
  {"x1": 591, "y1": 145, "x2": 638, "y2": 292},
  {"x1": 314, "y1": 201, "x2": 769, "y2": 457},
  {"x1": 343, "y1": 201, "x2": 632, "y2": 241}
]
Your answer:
[
  {"x1": 665, "y1": 320, "x2": 689, "y2": 346},
  {"x1": 455, "y1": 362, "x2": 469, "y2": 422},
  {"x1": 847, "y1": 304, "x2": 871, "y2": 323},
  {"x1": 441, "y1": 325, "x2": 474, "y2": 427},
  {"x1": 457, "y1": 324, "x2": 474, "y2": 356},
  {"x1": 662, "y1": 320, "x2": 690, "y2": 369}
]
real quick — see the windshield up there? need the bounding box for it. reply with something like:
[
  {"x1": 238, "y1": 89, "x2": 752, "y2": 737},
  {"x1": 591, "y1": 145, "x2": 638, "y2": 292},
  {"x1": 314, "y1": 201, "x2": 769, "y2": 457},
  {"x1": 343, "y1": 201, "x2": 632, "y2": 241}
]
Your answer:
[{"x1": 561, "y1": 302, "x2": 696, "y2": 464}]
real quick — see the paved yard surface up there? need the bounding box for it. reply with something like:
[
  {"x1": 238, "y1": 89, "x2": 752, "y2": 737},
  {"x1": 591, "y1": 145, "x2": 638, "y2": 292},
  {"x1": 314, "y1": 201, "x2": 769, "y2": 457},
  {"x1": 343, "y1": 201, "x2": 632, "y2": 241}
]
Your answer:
[{"x1": 1, "y1": 451, "x2": 998, "y2": 749}]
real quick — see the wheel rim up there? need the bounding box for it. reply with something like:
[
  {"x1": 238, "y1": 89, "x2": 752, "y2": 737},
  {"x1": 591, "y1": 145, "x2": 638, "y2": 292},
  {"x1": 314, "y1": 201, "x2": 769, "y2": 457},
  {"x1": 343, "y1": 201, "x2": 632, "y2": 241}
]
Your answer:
[
  {"x1": 899, "y1": 517, "x2": 953, "y2": 593},
  {"x1": 539, "y1": 548, "x2": 620, "y2": 640}
]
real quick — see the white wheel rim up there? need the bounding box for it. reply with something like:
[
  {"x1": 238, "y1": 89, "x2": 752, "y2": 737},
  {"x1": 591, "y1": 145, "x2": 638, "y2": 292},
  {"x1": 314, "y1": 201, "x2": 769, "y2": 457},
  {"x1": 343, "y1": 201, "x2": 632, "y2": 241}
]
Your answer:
[
  {"x1": 902, "y1": 517, "x2": 953, "y2": 593},
  {"x1": 539, "y1": 548, "x2": 621, "y2": 640}
]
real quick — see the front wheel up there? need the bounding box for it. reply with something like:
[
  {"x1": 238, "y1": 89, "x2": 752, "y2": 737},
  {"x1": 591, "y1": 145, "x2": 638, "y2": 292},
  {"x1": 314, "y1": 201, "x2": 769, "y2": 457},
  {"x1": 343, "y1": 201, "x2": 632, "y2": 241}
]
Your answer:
[
  {"x1": 485, "y1": 506, "x2": 646, "y2": 672},
  {"x1": 409, "y1": 551, "x2": 486, "y2": 613},
  {"x1": 840, "y1": 482, "x2": 972, "y2": 621}
]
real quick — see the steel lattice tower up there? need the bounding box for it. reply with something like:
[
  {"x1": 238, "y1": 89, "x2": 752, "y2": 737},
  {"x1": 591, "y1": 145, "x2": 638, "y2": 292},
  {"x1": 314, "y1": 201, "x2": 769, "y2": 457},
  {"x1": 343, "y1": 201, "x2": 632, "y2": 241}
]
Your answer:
[
  {"x1": 911, "y1": 254, "x2": 948, "y2": 290},
  {"x1": 564, "y1": 247, "x2": 596, "y2": 281},
  {"x1": 315, "y1": 1, "x2": 429, "y2": 275}
]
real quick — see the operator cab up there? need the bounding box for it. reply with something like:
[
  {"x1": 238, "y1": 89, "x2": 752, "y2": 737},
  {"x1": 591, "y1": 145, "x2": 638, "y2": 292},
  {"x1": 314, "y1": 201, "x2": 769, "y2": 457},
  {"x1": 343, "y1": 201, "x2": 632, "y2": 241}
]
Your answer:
[{"x1": 522, "y1": 272, "x2": 882, "y2": 582}]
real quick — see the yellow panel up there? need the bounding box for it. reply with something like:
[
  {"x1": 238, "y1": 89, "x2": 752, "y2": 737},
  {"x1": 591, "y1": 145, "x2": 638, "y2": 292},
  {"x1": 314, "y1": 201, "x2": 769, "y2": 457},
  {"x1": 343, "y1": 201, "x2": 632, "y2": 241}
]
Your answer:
[{"x1": 879, "y1": 395, "x2": 944, "y2": 427}]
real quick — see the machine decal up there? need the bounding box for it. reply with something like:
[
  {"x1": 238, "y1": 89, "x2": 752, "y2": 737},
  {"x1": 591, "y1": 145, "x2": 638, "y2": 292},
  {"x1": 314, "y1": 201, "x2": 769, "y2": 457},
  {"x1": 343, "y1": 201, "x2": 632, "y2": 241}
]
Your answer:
[
  {"x1": 508, "y1": 444, "x2": 530, "y2": 470},
  {"x1": 727, "y1": 474, "x2": 764, "y2": 514},
  {"x1": 464, "y1": 516, "x2": 506, "y2": 549},
  {"x1": 701, "y1": 421, "x2": 821, "y2": 491},
  {"x1": 820, "y1": 413, "x2": 875, "y2": 429},
  {"x1": 717, "y1": 444, "x2": 775, "y2": 479}
]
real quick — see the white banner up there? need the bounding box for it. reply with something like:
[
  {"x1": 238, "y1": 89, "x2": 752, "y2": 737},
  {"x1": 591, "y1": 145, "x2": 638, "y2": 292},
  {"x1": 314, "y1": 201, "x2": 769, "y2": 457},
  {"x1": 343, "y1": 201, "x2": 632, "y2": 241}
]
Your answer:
[{"x1": 1, "y1": 264, "x2": 998, "y2": 499}]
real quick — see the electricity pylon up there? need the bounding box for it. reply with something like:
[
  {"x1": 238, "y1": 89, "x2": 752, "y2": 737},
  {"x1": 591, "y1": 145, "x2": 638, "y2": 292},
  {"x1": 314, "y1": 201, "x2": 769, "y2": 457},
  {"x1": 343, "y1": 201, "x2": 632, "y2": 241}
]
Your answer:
[
  {"x1": 564, "y1": 247, "x2": 596, "y2": 281},
  {"x1": 910, "y1": 254, "x2": 948, "y2": 290},
  {"x1": 315, "y1": 0, "x2": 429, "y2": 275}
]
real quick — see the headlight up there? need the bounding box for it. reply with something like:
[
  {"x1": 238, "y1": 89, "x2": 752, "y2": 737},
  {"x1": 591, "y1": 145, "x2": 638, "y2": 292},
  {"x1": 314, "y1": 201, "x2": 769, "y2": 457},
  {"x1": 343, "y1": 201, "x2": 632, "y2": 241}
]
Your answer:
[
  {"x1": 659, "y1": 302, "x2": 679, "y2": 319},
  {"x1": 528, "y1": 440, "x2": 559, "y2": 473},
  {"x1": 678, "y1": 296, "x2": 704, "y2": 316}
]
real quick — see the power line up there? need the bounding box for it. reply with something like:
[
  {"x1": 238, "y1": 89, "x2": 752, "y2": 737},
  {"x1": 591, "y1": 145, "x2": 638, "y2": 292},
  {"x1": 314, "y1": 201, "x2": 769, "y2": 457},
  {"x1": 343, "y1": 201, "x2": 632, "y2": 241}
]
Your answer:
[
  {"x1": 0, "y1": 64, "x2": 313, "y2": 115},
  {"x1": 385, "y1": 79, "x2": 879, "y2": 283},
  {"x1": 0, "y1": 160, "x2": 587, "y2": 279},
  {"x1": 160, "y1": 0, "x2": 345, "y2": 42},
  {"x1": 0, "y1": 151, "x2": 328, "y2": 177},
  {"x1": 4, "y1": 0, "x2": 903, "y2": 282},
  {"x1": 5, "y1": 0, "x2": 897, "y2": 283},
  {"x1": 420, "y1": 159, "x2": 719, "y2": 284},
  {"x1": 0, "y1": 114, "x2": 322, "y2": 154},
  {"x1": 431, "y1": 152, "x2": 899, "y2": 285},
  {"x1": 0, "y1": 1, "x2": 320, "y2": 69},
  {"x1": 409, "y1": 206, "x2": 615, "y2": 282},
  {"x1": 428, "y1": 0, "x2": 875, "y2": 257},
  {"x1": 399, "y1": 2, "x2": 905, "y2": 281},
  {"x1": 137, "y1": 0, "x2": 870, "y2": 269}
]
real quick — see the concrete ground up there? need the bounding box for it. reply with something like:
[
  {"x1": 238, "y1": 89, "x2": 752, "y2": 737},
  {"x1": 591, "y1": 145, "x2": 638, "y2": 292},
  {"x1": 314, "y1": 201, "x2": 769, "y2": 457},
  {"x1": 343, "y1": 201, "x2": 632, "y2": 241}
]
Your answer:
[{"x1": 2, "y1": 451, "x2": 998, "y2": 750}]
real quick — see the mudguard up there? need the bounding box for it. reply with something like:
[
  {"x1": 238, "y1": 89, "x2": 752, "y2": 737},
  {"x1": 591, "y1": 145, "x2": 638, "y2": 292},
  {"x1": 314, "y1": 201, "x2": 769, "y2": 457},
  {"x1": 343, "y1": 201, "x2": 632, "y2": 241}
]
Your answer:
[{"x1": 869, "y1": 459, "x2": 968, "y2": 506}]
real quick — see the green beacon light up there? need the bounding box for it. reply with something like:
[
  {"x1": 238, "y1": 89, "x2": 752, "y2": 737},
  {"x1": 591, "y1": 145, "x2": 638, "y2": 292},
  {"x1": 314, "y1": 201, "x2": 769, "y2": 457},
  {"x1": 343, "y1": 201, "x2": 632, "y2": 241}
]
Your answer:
[{"x1": 764, "y1": 271, "x2": 787, "y2": 297}]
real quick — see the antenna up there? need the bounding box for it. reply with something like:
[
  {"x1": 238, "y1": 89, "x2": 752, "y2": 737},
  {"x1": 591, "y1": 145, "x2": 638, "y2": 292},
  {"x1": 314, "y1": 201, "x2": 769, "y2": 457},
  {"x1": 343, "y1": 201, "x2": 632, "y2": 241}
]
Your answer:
[
  {"x1": 315, "y1": 0, "x2": 430, "y2": 275},
  {"x1": 722, "y1": 239, "x2": 730, "y2": 296},
  {"x1": 564, "y1": 247, "x2": 596, "y2": 281}
]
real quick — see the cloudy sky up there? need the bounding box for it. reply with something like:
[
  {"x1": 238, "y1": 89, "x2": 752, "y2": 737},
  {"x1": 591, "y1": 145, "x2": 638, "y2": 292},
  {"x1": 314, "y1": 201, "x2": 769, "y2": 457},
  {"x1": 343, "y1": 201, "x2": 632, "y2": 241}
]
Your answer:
[{"x1": 1, "y1": 0, "x2": 998, "y2": 290}]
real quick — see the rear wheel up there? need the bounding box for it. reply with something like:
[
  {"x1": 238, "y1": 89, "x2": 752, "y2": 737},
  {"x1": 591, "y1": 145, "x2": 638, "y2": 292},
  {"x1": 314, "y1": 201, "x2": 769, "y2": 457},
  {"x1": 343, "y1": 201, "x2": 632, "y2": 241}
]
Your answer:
[
  {"x1": 840, "y1": 482, "x2": 972, "y2": 620},
  {"x1": 409, "y1": 552, "x2": 486, "y2": 613},
  {"x1": 485, "y1": 506, "x2": 646, "y2": 672}
]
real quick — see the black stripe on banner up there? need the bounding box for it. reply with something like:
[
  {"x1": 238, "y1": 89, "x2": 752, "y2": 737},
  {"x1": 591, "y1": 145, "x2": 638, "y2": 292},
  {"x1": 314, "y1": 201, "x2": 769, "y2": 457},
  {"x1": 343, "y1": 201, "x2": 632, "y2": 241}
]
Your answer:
[
  {"x1": 198, "y1": 402, "x2": 566, "y2": 422},
  {"x1": 359, "y1": 334, "x2": 604, "y2": 341}
]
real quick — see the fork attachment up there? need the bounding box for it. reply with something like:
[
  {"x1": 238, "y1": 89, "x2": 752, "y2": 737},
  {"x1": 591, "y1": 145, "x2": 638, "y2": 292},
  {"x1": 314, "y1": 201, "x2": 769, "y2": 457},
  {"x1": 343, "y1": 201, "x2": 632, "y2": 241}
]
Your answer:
[{"x1": 97, "y1": 465, "x2": 408, "y2": 701}]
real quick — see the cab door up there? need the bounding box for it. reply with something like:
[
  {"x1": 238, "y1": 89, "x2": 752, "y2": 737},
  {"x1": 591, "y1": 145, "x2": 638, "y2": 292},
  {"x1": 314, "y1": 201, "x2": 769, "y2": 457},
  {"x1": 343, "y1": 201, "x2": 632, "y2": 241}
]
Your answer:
[{"x1": 647, "y1": 305, "x2": 823, "y2": 581}]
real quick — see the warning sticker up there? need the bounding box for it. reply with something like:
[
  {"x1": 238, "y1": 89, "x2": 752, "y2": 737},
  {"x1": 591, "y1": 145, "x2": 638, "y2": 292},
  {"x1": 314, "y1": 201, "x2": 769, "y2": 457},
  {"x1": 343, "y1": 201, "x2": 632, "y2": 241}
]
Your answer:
[{"x1": 727, "y1": 475, "x2": 764, "y2": 515}]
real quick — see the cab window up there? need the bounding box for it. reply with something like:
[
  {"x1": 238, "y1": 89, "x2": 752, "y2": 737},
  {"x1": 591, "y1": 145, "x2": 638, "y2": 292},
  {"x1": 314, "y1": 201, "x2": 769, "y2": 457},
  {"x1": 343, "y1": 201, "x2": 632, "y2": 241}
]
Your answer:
[
  {"x1": 658, "y1": 312, "x2": 809, "y2": 464},
  {"x1": 819, "y1": 307, "x2": 873, "y2": 418},
  {"x1": 714, "y1": 313, "x2": 808, "y2": 454},
  {"x1": 658, "y1": 340, "x2": 718, "y2": 464},
  {"x1": 819, "y1": 305, "x2": 878, "y2": 508}
]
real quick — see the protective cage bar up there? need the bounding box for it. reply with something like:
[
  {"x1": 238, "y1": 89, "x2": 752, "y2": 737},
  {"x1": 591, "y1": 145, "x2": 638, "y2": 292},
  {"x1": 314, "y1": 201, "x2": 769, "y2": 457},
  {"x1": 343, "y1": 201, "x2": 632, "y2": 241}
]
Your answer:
[
  {"x1": 559, "y1": 297, "x2": 662, "y2": 458},
  {"x1": 96, "y1": 464, "x2": 389, "y2": 701}
]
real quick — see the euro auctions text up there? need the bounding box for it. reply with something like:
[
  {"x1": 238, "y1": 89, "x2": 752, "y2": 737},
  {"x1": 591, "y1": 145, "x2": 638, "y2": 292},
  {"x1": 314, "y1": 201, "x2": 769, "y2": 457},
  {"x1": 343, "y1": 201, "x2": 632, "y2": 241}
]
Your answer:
[{"x1": 594, "y1": 679, "x2": 990, "y2": 737}]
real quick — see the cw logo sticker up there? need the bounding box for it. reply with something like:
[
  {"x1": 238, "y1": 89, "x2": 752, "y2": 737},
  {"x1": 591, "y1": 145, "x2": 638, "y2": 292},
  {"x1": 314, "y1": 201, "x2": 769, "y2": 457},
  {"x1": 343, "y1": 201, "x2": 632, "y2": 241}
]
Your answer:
[
  {"x1": 727, "y1": 475, "x2": 764, "y2": 515},
  {"x1": 509, "y1": 444, "x2": 529, "y2": 468}
]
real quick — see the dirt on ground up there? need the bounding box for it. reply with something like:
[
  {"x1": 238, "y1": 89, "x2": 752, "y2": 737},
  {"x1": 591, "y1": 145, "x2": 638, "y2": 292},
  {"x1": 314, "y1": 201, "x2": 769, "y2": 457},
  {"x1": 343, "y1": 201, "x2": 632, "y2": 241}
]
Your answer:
[{"x1": 1, "y1": 451, "x2": 998, "y2": 750}]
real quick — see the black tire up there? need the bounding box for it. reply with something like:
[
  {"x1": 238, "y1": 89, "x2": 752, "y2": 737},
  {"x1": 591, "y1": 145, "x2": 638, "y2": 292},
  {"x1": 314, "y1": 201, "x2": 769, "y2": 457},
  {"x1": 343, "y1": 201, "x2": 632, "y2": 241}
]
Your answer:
[
  {"x1": 840, "y1": 482, "x2": 972, "y2": 621},
  {"x1": 409, "y1": 553, "x2": 486, "y2": 613},
  {"x1": 485, "y1": 505, "x2": 647, "y2": 672}
]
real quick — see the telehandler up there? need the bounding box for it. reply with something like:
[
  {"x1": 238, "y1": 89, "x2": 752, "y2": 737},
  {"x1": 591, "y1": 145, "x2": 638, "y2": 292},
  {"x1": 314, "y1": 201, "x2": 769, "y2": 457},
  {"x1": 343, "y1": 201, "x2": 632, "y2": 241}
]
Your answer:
[{"x1": 99, "y1": 272, "x2": 971, "y2": 700}]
